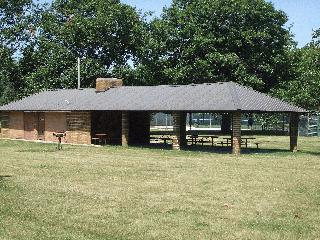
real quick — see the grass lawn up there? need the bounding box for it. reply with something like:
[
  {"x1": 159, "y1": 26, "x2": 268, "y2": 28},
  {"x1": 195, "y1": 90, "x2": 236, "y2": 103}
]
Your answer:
[{"x1": 0, "y1": 136, "x2": 320, "y2": 240}]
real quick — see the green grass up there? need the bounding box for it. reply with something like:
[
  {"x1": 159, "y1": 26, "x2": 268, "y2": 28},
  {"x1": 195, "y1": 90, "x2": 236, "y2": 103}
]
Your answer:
[{"x1": 0, "y1": 136, "x2": 320, "y2": 240}]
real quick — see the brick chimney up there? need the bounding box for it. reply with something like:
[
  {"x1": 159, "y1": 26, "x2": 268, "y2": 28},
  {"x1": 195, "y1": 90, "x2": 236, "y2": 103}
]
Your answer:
[{"x1": 96, "y1": 78, "x2": 123, "y2": 92}]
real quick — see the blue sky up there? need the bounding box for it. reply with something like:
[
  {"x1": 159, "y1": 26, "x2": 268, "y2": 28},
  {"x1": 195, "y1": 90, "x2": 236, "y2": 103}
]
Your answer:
[{"x1": 39, "y1": 0, "x2": 320, "y2": 48}]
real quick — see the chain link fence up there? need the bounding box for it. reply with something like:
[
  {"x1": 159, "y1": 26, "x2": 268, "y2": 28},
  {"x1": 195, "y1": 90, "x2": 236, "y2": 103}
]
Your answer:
[{"x1": 150, "y1": 112, "x2": 320, "y2": 136}]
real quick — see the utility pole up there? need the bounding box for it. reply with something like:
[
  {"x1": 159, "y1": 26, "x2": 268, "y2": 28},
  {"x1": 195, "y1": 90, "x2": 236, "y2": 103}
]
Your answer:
[{"x1": 77, "y1": 57, "x2": 81, "y2": 89}]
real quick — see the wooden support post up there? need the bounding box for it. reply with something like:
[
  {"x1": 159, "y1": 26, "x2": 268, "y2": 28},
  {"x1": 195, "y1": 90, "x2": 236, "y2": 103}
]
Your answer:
[
  {"x1": 221, "y1": 113, "x2": 232, "y2": 134},
  {"x1": 232, "y1": 111, "x2": 242, "y2": 155},
  {"x1": 290, "y1": 112, "x2": 299, "y2": 152},
  {"x1": 172, "y1": 112, "x2": 187, "y2": 150},
  {"x1": 122, "y1": 111, "x2": 129, "y2": 147},
  {"x1": 180, "y1": 112, "x2": 187, "y2": 147}
]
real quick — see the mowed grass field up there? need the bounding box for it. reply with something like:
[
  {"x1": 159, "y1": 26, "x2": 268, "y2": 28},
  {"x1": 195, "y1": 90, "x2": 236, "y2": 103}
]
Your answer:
[{"x1": 0, "y1": 136, "x2": 320, "y2": 240}]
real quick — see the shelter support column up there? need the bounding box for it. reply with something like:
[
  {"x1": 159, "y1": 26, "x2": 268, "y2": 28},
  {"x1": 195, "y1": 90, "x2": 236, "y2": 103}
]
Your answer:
[
  {"x1": 172, "y1": 112, "x2": 187, "y2": 150},
  {"x1": 289, "y1": 112, "x2": 299, "y2": 152},
  {"x1": 66, "y1": 111, "x2": 91, "y2": 144},
  {"x1": 221, "y1": 113, "x2": 232, "y2": 134},
  {"x1": 122, "y1": 111, "x2": 129, "y2": 147},
  {"x1": 232, "y1": 111, "x2": 242, "y2": 155}
]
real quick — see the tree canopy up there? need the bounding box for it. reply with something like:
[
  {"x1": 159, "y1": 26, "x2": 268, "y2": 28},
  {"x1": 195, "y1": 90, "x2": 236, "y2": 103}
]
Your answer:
[
  {"x1": 136, "y1": 0, "x2": 293, "y2": 92},
  {"x1": 274, "y1": 29, "x2": 320, "y2": 110},
  {"x1": 20, "y1": 0, "x2": 145, "y2": 95},
  {"x1": 0, "y1": 0, "x2": 38, "y2": 102},
  {"x1": 0, "y1": 46, "x2": 19, "y2": 104},
  {"x1": 0, "y1": 0, "x2": 319, "y2": 110}
]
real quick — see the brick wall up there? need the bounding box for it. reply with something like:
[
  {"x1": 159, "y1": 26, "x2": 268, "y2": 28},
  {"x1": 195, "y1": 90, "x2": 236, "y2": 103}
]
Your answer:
[
  {"x1": 96, "y1": 78, "x2": 123, "y2": 92},
  {"x1": 121, "y1": 112, "x2": 129, "y2": 147},
  {"x1": 9, "y1": 112, "x2": 24, "y2": 139},
  {"x1": 172, "y1": 112, "x2": 187, "y2": 150},
  {"x1": 232, "y1": 111, "x2": 241, "y2": 155},
  {"x1": 24, "y1": 112, "x2": 37, "y2": 140},
  {"x1": 0, "y1": 112, "x2": 9, "y2": 138},
  {"x1": 66, "y1": 111, "x2": 91, "y2": 144},
  {"x1": 45, "y1": 112, "x2": 67, "y2": 143},
  {"x1": 1, "y1": 111, "x2": 91, "y2": 144}
]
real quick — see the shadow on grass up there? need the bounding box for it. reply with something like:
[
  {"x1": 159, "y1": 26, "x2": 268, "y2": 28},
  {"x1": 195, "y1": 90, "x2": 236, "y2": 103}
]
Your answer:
[
  {"x1": 134, "y1": 143, "x2": 320, "y2": 156},
  {"x1": 17, "y1": 144, "x2": 77, "y2": 153},
  {"x1": 0, "y1": 175, "x2": 12, "y2": 188},
  {"x1": 18, "y1": 148, "x2": 58, "y2": 153},
  {"x1": 0, "y1": 175, "x2": 12, "y2": 180},
  {"x1": 184, "y1": 146, "x2": 293, "y2": 155},
  {"x1": 297, "y1": 150, "x2": 320, "y2": 156}
]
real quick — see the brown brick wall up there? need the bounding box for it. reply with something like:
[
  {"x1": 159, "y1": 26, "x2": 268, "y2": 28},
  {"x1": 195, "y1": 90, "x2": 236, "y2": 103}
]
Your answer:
[
  {"x1": 121, "y1": 112, "x2": 129, "y2": 147},
  {"x1": 24, "y1": 112, "x2": 37, "y2": 140},
  {"x1": 232, "y1": 111, "x2": 242, "y2": 155},
  {"x1": 45, "y1": 112, "x2": 67, "y2": 143},
  {"x1": 0, "y1": 111, "x2": 9, "y2": 138},
  {"x1": 9, "y1": 111, "x2": 24, "y2": 139},
  {"x1": 23, "y1": 112, "x2": 45, "y2": 141},
  {"x1": 172, "y1": 112, "x2": 187, "y2": 150},
  {"x1": 66, "y1": 111, "x2": 91, "y2": 144},
  {"x1": 96, "y1": 78, "x2": 123, "y2": 92}
]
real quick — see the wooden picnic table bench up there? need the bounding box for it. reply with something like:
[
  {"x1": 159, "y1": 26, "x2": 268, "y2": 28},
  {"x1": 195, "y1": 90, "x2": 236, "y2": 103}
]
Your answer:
[
  {"x1": 188, "y1": 134, "x2": 219, "y2": 146},
  {"x1": 150, "y1": 136, "x2": 172, "y2": 145},
  {"x1": 220, "y1": 137, "x2": 257, "y2": 148},
  {"x1": 94, "y1": 133, "x2": 108, "y2": 145}
]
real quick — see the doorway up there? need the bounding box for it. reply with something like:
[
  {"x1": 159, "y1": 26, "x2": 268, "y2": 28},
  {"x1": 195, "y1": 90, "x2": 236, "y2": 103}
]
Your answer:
[{"x1": 24, "y1": 112, "x2": 45, "y2": 141}]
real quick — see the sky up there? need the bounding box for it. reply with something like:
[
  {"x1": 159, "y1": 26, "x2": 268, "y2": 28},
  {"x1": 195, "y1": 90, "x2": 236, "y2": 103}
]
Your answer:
[{"x1": 39, "y1": 0, "x2": 320, "y2": 48}]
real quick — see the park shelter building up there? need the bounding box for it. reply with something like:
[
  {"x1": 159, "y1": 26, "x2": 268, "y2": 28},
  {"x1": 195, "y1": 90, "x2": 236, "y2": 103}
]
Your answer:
[{"x1": 0, "y1": 78, "x2": 306, "y2": 154}]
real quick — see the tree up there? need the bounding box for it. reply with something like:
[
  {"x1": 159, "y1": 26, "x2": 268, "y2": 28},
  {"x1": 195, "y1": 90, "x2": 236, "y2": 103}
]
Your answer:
[
  {"x1": 136, "y1": 0, "x2": 294, "y2": 92},
  {"x1": 0, "y1": 47, "x2": 20, "y2": 104},
  {"x1": 20, "y1": 0, "x2": 145, "y2": 95},
  {"x1": 274, "y1": 29, "x2": 320, "y2": 110},
  {"x1": 0, "y1": 0, "x2": 39, "y2": 103},
  {"x1": 0, "y1": 0, "x2": 33, "y2": 49}
]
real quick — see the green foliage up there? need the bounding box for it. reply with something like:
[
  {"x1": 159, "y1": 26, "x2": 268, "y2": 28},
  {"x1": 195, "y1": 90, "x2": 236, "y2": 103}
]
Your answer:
[
  {"x1": 136, "y1": 0, "x2": 293, "y2": 92},
  {"x1": 0, "y1": 0, "x2": 40, "y2": 103},
  {"x1": 0, "y1": 47, "x2": 20, "y2": 104},
  {"x1": 20, "y1": 0, "x2": 145, "y2": 94},
  {"x1": 0, "y1": 0, "x2": 318, "y2": 110},
  {"x1": 0, "y1": 0, "x2": 39, "y2": 50},
  {"x1": 274, "y1": 29, "x2": 320, "y2": 110}
]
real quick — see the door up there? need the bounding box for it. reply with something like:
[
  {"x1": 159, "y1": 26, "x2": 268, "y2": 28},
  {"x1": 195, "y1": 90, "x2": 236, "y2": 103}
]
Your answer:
[{"x1": 24, "y1": 112, "x2": 45, "y2": 141}]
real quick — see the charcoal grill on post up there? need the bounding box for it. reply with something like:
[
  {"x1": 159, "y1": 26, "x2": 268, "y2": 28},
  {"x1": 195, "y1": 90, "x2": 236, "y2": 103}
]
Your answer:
[{"x1": 53, "y1": 132, "x2": 66, "y2": 150}]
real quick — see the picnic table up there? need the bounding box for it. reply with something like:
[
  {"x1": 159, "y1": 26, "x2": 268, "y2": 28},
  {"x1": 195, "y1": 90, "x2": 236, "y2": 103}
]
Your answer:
[
  {"x1": 201, "y1": 135, "x2": 219, "y2": 146},
  {"x1": 188, "y1": 134, "x2": 219, "y2": 146},
  {"x1": 150, "y1": 136, "x2": 172, "y2": 145},
  {"x1": 94, "y1": 133, "x2": 108, "y2": 145},
  {"x1": 222, "y1": 137, "x2": 256, "y2": 148}
]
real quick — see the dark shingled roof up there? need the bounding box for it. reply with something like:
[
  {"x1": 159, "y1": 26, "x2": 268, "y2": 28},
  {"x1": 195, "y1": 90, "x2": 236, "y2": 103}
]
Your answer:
[{"x1": 0, "y1": 82, "x2": 306, "y2": 113}]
